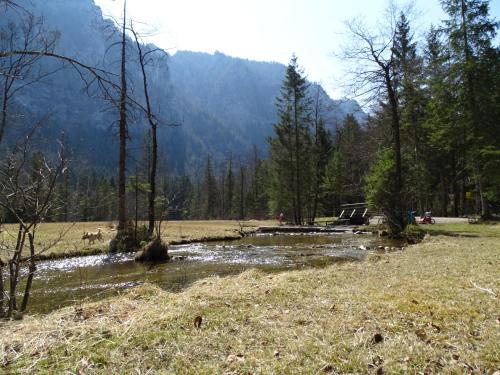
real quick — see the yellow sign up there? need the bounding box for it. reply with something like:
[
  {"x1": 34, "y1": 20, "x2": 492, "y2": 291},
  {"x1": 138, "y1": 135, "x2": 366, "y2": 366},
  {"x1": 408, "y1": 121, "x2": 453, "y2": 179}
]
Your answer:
[{"x1": 466, "y1": 191, "x2": 473, "y2": 199}]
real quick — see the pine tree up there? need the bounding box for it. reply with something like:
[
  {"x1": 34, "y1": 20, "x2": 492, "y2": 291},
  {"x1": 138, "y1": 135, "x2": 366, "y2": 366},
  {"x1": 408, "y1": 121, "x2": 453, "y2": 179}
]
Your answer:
[
  {"x1": 224, "y1": 158, "x2": 234, "y2": 219},
  {"x1": 268, "y1": 55, "x2": 313, "y2": 225},
  {"x1": 236, "y1": 165, "x2": 246, "y2": 220},
  {"x1": 309, "y1": 88, "x2": 333, "y2": 222},
  {"x1": 423, "y1": 26, "x2": 462, "y2": 216},
  {"x1": 393, "y1": 13, "x2": 428, "y2": 213},
  {"x1": 201, "y1": 155, "x2": 218, "y2": 219}
]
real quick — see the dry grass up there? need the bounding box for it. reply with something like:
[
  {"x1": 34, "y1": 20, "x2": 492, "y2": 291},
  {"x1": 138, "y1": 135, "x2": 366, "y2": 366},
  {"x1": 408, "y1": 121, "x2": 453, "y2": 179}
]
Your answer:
[
  {"x1": 0, "y1": 220, "x2": 274, "y2": 260},
  {"x1": 1, "y1": 224, "x2": 499, "y2": 373}
]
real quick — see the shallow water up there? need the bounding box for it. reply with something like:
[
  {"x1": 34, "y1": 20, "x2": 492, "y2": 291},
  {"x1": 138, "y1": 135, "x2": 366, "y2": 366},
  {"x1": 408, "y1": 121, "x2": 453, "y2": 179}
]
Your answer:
[{"x1": 24, "y1": 233, "x2": 398, "y2": 314}]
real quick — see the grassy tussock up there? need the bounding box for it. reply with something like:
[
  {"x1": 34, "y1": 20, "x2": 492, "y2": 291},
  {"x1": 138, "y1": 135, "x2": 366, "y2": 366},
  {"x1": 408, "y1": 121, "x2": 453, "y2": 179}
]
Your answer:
[{"x1": 1, "y1": 225, "x2": 499, "y2": 373}]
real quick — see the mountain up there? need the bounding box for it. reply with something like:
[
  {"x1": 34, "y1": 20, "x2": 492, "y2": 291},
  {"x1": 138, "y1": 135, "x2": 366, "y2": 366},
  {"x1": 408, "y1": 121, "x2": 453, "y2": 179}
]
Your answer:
[{"x1": 1, "y1": 0, "x2": 365, "y2": 175}]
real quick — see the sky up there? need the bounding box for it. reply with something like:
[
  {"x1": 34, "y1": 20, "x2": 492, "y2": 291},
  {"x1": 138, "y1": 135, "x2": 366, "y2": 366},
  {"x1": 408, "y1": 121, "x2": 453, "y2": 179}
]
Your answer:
[{"x1": 94, "y1": 0, "x2": 500, "y2": 99}]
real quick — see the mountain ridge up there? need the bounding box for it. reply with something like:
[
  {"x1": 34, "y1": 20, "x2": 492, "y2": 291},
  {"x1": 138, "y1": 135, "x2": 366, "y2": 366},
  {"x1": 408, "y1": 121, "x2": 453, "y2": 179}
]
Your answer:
[{"x1": 2, "y1": 0, "x2": 365, "y2": 174}]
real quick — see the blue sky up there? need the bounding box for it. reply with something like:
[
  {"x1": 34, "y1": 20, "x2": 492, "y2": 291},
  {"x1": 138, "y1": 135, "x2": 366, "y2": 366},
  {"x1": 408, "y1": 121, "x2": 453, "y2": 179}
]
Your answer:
[{"x1": 94, "y1": 0, "x2": 499, "y2": 99}]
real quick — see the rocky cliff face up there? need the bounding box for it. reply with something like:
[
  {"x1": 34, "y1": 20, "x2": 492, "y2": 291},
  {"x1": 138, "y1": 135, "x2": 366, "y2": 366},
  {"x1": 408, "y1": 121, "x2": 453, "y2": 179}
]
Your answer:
[{"x1": 2, "y1": 0, "x2": 364, "y2": 174}]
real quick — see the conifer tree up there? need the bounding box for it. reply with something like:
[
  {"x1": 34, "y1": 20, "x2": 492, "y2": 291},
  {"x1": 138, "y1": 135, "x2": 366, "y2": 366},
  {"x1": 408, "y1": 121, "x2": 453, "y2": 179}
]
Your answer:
[
  {"x1": 224, "y1": 158, "x2": 234, "y2": 219},
  {"x1": 201, "y1": 155, "x2": 218, "y2": 219},
  {"x1": 393, "y1": 13, "x2": 428, "y2": 213},
  {"x1": 268, "y1": 55, "x2": 313, "y2": 225},
  {"x1": 309, "y1": 88, "x2": 333, "y2": 222}
]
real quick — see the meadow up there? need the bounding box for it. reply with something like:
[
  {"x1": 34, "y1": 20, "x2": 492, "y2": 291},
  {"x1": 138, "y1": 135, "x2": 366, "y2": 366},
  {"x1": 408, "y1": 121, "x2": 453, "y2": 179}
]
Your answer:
[{"x1": 1, "y1": 222, "x2": 498, "y2": 373}]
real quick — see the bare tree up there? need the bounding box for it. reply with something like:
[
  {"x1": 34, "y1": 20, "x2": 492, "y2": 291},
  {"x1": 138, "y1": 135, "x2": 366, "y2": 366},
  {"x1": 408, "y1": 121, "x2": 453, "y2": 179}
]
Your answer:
[
  {"x1": 341, "y1": 5, "x2": 408, "y2": 232},
  {"x1": 0, "y1": 10, "x2": 60, "y2": 143},
  {"x1": 0, "y1": 124, "x2": 67, "y2": 318},
  {"x1": 130, "y1": 25, "x2": 166, "y2": 238},
  {"x1": 116, "y1": 0, "x2": 128, "y2": 236}
]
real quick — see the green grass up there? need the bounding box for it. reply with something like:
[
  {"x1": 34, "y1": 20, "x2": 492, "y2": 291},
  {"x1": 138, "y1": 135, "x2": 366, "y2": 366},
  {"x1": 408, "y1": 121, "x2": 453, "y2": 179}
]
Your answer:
[
  {"x1": 1, "y1": 223, "x2": 498, "y2": 373},
  {"x1": 417, "y1": 222, "x2": 500, "y2": 238}
]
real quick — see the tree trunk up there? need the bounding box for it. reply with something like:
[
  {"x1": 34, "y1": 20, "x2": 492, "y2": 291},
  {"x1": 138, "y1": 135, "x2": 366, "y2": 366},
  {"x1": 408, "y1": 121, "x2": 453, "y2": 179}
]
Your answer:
[
  {"x1": 148, "y1": 128, "x2": 157, "y2": 235},
  {"x1": 0, "y1": 83, "x2": 8, "y2": 144},
  {"x1": 8, "y1": 225, "x2": 25, "y2": 316},
  {"x1": 131, "y1": 25, "x2": 159, "y2": 237},
  {"x1": 441, "y1": 172, "x2": 448, "y2": 216},
  {"x1": 117, "y1": 1, "x2": 128, "y2": 233},
  {"x1": 21, "y1": 233, "x2": 36, "y2": 312},
  {"x1": 0, "y1": 260, "x2": 4, "y2": 318},
  {"x1": 474, "y1": 163, "x2": 491, "y2": 219},
  {"x1": 384, "y1": 67, "x2": 405, "y2": 232},
  {"x1": 294, "y1": 97, "x2": 302, "y2": 225},
  {"x1": 134, "y1": 171, "x2": 138, "y2": 241},
  {"x1": 311, "y1": 100, "x2": 320, "y2": 223},
  {"x1": 239, "y1": 167, "x2": 245, "y2": 220},
  {"x1": 460, "y1": 177, "x2": 465, "y2": 216}
]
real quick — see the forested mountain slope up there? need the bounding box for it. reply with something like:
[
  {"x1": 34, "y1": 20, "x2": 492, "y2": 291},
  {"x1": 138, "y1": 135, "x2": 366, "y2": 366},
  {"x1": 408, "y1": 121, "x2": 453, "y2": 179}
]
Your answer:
[{"x1": 2, "y1": 0, "x2": 364, "y2": 174}]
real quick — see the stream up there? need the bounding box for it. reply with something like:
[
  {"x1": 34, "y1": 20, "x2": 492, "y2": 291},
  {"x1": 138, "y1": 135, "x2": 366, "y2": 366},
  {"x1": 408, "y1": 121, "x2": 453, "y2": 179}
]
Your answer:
[{"x1": 24, "y1": 232, "x2": 400, "y2": 314}]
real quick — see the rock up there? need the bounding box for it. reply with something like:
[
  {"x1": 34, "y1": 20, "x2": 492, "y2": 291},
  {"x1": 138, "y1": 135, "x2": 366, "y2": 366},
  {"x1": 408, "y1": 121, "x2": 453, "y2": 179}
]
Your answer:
[
  {"x1": 135, "y1": 238, "x2": 169, "y2": 262},
  {"x1": 378, "y1": 230, "x2": 389, "y2": 237}
]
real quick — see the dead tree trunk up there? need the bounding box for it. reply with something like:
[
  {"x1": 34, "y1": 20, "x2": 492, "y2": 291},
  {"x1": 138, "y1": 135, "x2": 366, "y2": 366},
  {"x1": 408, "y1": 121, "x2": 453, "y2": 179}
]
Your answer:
[
  {"x1": 130, "y1": 25, "x2": 164, "y2": 237},
  {"x1": 117, "y1": 0, "x2": 128, "y2": 234},
  {"x1": 20, "y1": 232, "x2": 36, "y2": 312}
]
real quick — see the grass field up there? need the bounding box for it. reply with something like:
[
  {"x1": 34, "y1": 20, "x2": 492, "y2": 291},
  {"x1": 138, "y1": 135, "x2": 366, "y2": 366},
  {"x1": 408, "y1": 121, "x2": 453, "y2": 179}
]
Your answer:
[
  {"x1": 1, "y1": 222, "x2": 499, "y2": 373},
  {"x1": 0, "y1": 220, "x2": 274, "y2": 260}
]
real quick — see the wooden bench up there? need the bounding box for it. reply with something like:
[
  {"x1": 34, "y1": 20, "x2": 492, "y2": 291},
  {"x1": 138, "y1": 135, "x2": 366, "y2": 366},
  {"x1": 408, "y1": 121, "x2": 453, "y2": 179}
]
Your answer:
[{"x1": 339, "y1": 203, "x2": 370, "y2": 225}]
